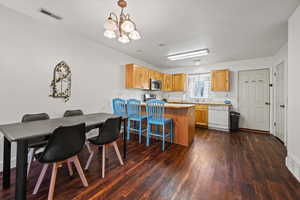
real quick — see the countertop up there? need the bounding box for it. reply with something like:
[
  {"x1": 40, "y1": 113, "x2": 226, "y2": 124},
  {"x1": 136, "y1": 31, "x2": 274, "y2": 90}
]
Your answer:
[
  {"x1": 141, "y1": 103, "x2": 195, "y2": 109},
  {"x1": 167, "y1": 101, "x2": 232, "y2": 106}
]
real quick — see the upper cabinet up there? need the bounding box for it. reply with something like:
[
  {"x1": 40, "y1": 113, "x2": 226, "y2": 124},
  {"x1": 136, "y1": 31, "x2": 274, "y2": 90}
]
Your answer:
[
  {"x1": 125, "y1": 64, "x2": 150, "y2": 90},
  {"x1": 211, "y1": 69, "x2": 230, "y2": 91},
  {"x1": 162, "y1": 74, "x2": 173, "y2": 91},
  {"x1": 125, "y1": 64, "x2": 187, "y2": 91},
  {"x1": 172, "y1": 73, "x2": 187, "y2": 91}
]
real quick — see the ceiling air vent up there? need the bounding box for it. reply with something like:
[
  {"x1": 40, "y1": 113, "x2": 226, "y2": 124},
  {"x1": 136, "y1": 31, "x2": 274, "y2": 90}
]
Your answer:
[{"x1": 39, "y1": 8, "x2": 62, "y2": 20}]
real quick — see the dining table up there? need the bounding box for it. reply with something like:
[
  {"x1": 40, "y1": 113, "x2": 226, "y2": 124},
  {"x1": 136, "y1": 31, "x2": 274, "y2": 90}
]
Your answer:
[{"x1": 0, "y1": 112, "x2": 127, "y2": 200}]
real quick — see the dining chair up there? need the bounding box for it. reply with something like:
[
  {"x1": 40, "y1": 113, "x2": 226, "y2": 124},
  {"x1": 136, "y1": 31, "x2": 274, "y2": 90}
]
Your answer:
[
  {"x1": 146, "y1": 100, "x2": 173, "y2": 152},
  {"x1": 33, "y1": 123, "x2": 88, "y2": 200},
  {"x1": 63, "y1": 110, "x2": 93, "y2": 176},
  {"x1": 112, "y1": 98, "x2": 127, "y2": 116},
  {"x1": 84, "y1": 117, "x2": 124, "y2": 178},
  {"x1": 22, "y1": 113, "x2": 50, "y2": 176},
  {"x1": 127, "y1": 99, "x2": 147, "y2": 144}
]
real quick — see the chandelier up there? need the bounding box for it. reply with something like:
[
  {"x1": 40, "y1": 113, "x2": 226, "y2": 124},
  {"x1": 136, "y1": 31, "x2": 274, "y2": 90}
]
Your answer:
[{"x1": 104, "y1": 0, "x2": 141, "y2": 43}]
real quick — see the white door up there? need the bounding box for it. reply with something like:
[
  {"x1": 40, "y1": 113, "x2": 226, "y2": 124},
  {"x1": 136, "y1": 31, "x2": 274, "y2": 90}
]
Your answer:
[
  {"x1": 274, "y1": 63, "x2": 285, "y2": 142},
  {"x1": 238, "y1": 69, "x2": 270, "y2": 131}
]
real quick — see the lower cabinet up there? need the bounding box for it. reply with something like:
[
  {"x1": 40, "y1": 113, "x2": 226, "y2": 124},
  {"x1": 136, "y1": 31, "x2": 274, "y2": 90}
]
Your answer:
[
  {"x1": 195, "y1": 105, "x2": 208, "y2": 126},
  {"x1": 208, "y1": 106, "x2": 230, "y2": 131}
]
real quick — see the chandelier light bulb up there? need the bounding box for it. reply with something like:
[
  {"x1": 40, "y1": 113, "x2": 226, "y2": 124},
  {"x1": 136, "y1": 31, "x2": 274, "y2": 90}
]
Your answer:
[
  {"x1": 121, "y1": 20, "x2": 135, "y2": 33},
  {"x1": 118, "y1": 34, "x2": 130, "y2": 43},
  {"x1": 129, "y1": 30, "x2": 141, "y2": 40},
  {"x1": 104, "y1": 17, "x2": 117, "y2": 31},
  {"x1": 104, "y1": 30, "x2": 117, "y2": 39}
]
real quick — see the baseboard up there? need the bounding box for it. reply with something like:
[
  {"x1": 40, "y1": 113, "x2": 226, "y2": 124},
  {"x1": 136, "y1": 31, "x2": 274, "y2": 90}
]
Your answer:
[
  {"x1": 240, "y1": 128, "x2": 270, "y2": 134},
  {"x1": 0, "y1": 157, "x2": 16, "y2": 173},
  {"x1": 286, "y1": 154, "x2": 300, "y2": 182}
]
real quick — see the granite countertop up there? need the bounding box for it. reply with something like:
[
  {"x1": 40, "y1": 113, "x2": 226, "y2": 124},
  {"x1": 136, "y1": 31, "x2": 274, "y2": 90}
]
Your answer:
[
  {"x1": 141, "y1": 103, "x2": 195, "y2": 109},
  {"x1": 167, "y1": 101, "x2": 232, "y2": 106}
]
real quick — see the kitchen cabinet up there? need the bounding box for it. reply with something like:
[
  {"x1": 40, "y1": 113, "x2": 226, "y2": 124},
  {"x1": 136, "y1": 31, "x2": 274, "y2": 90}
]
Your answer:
[
  {"x1": 208, "y1": 105, "x2": 230, "y2": 131},
  {"x1": 211, "y1": 69, "x2": 230, "y2": 91},
  {"x1": 172, "y1": 73, "x2": 187, "y2": 91},
  {"x1": 125, "y1": 64, "x2": 150, "y2": 90},
  {"x1": 163, "y1": 74, "x2": 173, "y2": 91},
  {"x1": 149, "y1": 70, "x2": 163, "y2": 81},
  {"x1": 195, "y1": 104, "x2": 208, "y2": 126}
]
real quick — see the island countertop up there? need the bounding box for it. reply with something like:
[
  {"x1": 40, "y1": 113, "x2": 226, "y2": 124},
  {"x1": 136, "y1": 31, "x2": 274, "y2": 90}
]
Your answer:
[{"x1": 141, "y1": 103, "x2": 195, "y2": 109}]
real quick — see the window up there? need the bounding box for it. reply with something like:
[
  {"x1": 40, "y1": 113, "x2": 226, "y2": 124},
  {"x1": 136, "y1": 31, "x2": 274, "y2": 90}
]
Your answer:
[{"x1": 187, "y1": 73, "x2": 211, "y2": 98}]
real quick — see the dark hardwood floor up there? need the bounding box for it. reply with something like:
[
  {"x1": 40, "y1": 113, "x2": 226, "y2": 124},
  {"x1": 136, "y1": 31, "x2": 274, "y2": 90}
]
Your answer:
[{"x1": 1, "y1": 129, "x2": 300, "y2": 200}]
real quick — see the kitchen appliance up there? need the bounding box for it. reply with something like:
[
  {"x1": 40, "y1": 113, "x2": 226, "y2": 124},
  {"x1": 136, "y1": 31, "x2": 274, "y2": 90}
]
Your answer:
[
  {"x1": 143, "y1": 93, "x2": 156, "y2": 102},
  {"x1": 150, "y1": 79, "x2": 161, "y2": 91}
]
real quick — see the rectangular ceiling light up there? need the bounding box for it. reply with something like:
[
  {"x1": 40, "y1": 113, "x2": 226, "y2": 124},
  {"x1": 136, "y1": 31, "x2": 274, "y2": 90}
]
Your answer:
[{"x1": 167, "y1": 49, "x2": 209, "y2": 61}]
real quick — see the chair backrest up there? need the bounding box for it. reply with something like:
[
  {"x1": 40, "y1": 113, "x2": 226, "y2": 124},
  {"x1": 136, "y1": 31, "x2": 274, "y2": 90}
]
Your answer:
[
  {"x1": 22, "y1": 113, "x2": 50, "y2": 123},
  {"x1": 127, "y1": 99, "x2": 142, "y2": 118},
  {"x1": 112, "y1": 98, "x2": 127, "y2": 116},
  {"x1": 146, "y1": 99, "x2": 165, "y2": 122},
  {"x1": 38, "y1": 123, "x2": 86, "y2": 163},
  {"x1": 94, "y1": 117, "x2": 122, "y2": 145},
  {"x1": 63, "y1": 110, "x2": 84, "y2": 117}
]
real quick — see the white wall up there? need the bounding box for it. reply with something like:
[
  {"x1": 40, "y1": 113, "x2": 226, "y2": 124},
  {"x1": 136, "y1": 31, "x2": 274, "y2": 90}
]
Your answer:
[
  {"x1": 286, "y1": 4, "x2": 300, "y2": 181},
  {"x1": 0, "y1": 6, "x2": 158, "y2": 171}
]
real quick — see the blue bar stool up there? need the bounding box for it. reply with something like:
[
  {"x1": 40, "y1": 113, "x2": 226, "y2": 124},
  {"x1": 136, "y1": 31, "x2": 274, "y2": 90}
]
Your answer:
[
  {"x1": 127, "y1": 99, "x2": 147, "y2": 144},
  {"x1": 112, "y1": 98, "x2": 127, "y2": 116},
  {"x1": 146, "y1": 100, "x2": 173, "y2": 151}
]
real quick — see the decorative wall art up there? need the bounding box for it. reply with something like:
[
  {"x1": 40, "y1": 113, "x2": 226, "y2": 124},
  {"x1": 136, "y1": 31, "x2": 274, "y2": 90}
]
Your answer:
[{"x1": 49, "y1": 61, "x2": 71, "y2": 102}]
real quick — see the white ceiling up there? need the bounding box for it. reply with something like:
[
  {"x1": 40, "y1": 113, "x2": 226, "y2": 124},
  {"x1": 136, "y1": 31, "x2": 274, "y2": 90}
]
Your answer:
[{"x1": 0, "y1": 0, "x2": 299, "y2": 68}]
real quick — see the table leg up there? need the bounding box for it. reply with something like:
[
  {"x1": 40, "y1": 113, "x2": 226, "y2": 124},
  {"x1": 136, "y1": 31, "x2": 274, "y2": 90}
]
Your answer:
[
  {"x1": 15, "y1": 140, "x2": 28, "y2": 200},
  {"x1": 3, "y1": 137, "x2": 11, "y2": 189},
  {"x1": 123, "y1": 119, "x2": 127, "y2": 159}
]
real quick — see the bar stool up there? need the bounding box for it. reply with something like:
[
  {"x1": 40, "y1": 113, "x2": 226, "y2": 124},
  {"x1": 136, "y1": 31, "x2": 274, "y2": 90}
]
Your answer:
[
  {"x1": 127, "y1": 99, "x2": 147, "y2": 144},
  {"x1": 33, "y1": 123, "x2": 88, "y2": 200},
  {"x1": 84, "y1": 117, "x2": 124, "y2": 178},
  {"x1": 22, "y1": 113, "x2": 50, "y2": 176},
  {"x1": 146, "y1": 100, "x2": 173, "y2": 152},
  {"x1": 112, "y1": 98, "x2": 127, "y2": 116}
]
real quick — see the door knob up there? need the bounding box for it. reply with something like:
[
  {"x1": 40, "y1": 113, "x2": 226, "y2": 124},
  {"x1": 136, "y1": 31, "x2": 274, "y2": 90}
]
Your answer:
[{"x1": 265, "y1": 102, "x2": 270, "y2": 105}]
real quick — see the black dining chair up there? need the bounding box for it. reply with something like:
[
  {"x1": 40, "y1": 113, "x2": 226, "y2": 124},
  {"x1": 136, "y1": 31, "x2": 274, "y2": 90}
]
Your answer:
[
  {"x1": 63, "y1": 110, "x2": 94, "y2": 175},
  {"x1": 84, "y1": 117, "x2": 124, "y2": 178},
  {"x1": 33, "y1": 123, "x2": 88, "y2": 200},
  {"x1": 22, "y1": 113, "x2": 50, "y2": 176}
]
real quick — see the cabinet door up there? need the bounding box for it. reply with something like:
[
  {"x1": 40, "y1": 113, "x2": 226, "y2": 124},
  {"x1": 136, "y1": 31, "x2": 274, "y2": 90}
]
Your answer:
[
  {"x1": 211, "y1": 69, "x2": 230, "y2": 91},
  {"x1": 134, "y1": 67, "x2": 149, "y2": 89},
  {"x1": 195, "y1": 105, "x2": 208, "y2": 126},
  {"x1": 172, "y1": 74, "x2": 187, "y2": 91},
  {"x1": 163, "y1": 74, "x2": 173, "y2": 91}
]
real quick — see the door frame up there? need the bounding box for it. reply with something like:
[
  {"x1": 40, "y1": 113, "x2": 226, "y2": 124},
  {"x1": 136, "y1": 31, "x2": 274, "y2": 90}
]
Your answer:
[
  {"x1": 237, "y1": 68, "x2": 272, "y2": 132},
  {"x1": 273, "y1": 61, "x2": 288, "y2": 145}
]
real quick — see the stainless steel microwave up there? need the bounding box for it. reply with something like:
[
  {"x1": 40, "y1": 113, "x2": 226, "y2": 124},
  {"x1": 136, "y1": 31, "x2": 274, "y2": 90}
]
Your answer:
[{"x1": 150, "y1": 79, "x2": 161, "y2": 91}]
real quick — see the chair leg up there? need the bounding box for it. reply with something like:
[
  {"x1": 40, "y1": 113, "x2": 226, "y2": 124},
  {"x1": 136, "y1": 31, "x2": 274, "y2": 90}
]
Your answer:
[
  {"x1": 146, "y1": 123, "x2": 150, "y2": 146},
  {"x1": 86, "y1": 142, "x2": 92, "y2": 154},
  {"x1": 112, "y1": 141, "x2": 124, "y2": 165},
  {"x1": 102, "y1": 145, "x2": 105, "y2": 178},
  {"x1": 127, "y1": 119, "x2": 130, "y2": 141},
  {"x1": 33, "y1": 164, "x2": 48, "y2": 195},
  {"x1": 85, "y1": 152, "x2": 94, "y2": 170},
  {"x1": 27, "y1": 148, "x2": 35, "y2": 176},
  {"x1": 139, "y1": 121, "x2": 142, "y2": 144},
  {"x1": 73, "y1": 156, "x2": 88, "y2": 187},
  {"x1": 67, "y1": 161, "x2": 73, "y2": 176},
  {"x1": 162, "y1": 125, "x2": 165, "y2": 152},
  {"x1": 48, "y1": 163, "x2": 58, "y2": 200}
]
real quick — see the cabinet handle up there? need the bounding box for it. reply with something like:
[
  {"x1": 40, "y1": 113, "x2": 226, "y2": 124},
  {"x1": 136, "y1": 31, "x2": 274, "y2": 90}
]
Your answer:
[
  {"x1": 265, "y1": 102, "x2": 270, "y2": 105},
  {"x1": 280, "y1": 105, "x2": 285, "y2": 108}
]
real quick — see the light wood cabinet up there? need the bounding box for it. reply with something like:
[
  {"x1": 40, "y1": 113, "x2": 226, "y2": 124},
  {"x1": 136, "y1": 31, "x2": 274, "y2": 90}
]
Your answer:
[
  {"x1": 172, "y1": 73, "x2": 187, "y2": 91},
  {"x1": 163, "y1": 74, "x2": 173, "y2": 91},
  {"x1": 211, "y1": 69, "x2": 230, "y2": 91},
  {"x1": 195, "y1": 105, "x2": 208, "y2": 126},
  {"x1": 149, "y1": 70, "x2": 163, "y2": 81},
  {"x1": 125, "y1": 64, "x2": 150, "y2": 90}
]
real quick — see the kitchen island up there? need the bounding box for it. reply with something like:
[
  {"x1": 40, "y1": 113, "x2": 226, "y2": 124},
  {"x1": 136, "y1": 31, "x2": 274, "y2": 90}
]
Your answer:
[{"x1": 141, "y1": 103, "x2": 195, "y2": 147}]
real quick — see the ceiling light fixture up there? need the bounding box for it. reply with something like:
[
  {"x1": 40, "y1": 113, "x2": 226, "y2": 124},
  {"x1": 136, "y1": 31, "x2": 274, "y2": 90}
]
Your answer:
[
  {"x1": 167, "y1": 49, "x2": 209, "y2": 61},
  {"x1": 104, "y1": 0, "x2": 141, "y2": 43}
]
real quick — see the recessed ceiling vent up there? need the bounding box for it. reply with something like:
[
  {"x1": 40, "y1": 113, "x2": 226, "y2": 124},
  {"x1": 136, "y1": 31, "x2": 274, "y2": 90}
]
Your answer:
[{"x1": 39, "y1": 8, "x2": 62, "y2": 20}]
